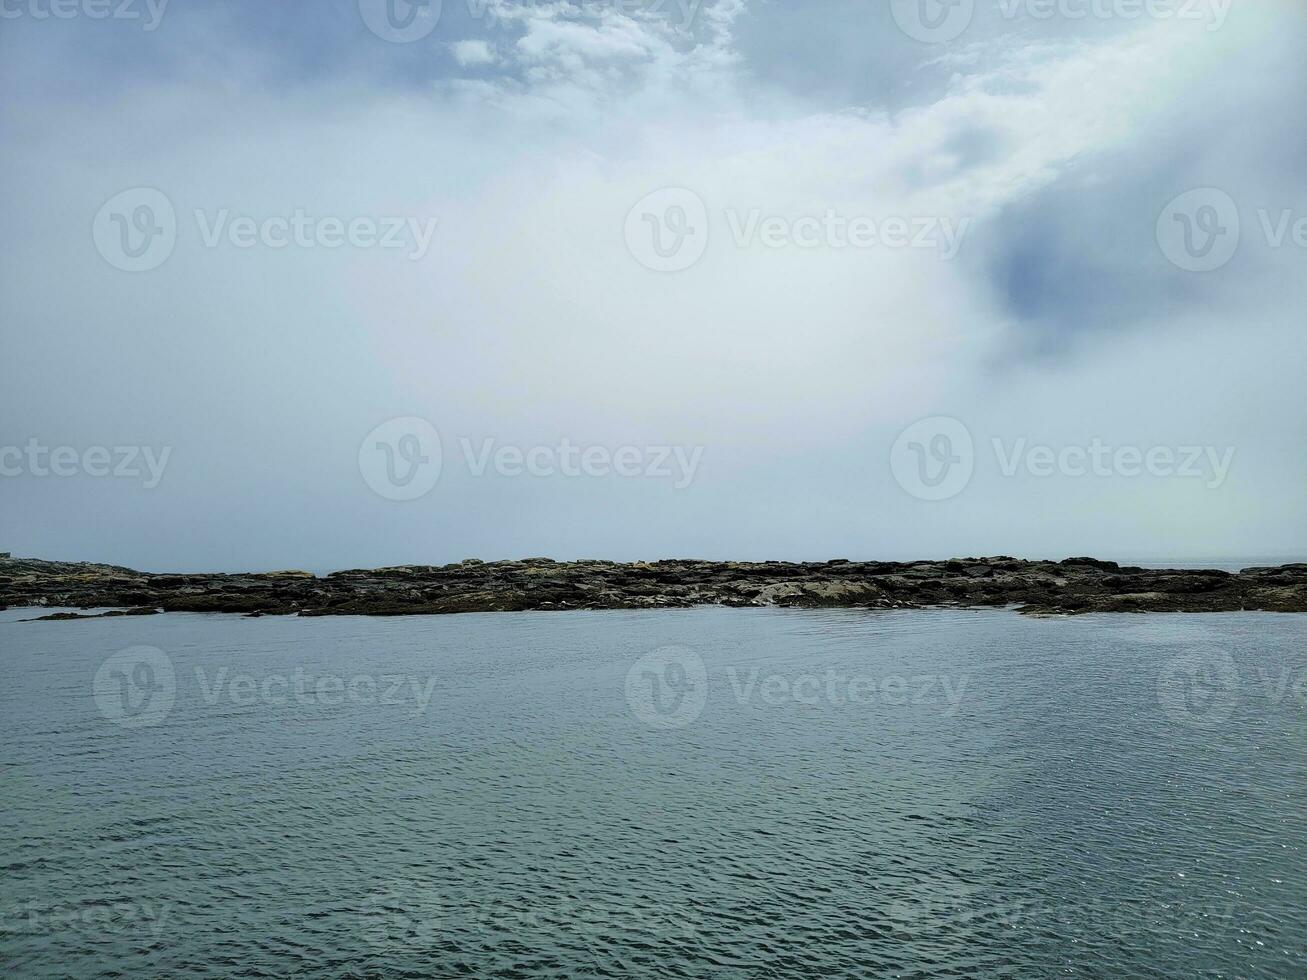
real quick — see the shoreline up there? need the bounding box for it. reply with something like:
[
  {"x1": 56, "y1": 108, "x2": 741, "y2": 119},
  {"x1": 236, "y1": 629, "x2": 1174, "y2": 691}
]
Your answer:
[{"x1": 3, "y1": 554, "x2": 1305, "y2": 619}]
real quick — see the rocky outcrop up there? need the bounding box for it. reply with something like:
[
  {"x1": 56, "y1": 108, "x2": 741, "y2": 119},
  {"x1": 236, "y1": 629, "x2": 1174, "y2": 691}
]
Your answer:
[{"x1": 2, "y1": 554, "x2": 1305, "y2": 619}]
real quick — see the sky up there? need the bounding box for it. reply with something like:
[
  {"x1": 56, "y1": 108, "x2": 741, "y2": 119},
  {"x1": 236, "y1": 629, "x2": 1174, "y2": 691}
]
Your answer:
[{"x1": 1, "y1": 0, "x2": 1305, "y2": 572}]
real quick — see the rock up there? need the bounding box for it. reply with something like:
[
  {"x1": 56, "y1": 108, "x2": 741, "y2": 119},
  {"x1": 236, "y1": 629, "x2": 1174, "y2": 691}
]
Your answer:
[
  {"x1": 1060, "y1": 557, "x2": 1121, "y2": 571},
  {"x1": 0, "y1": 554, "x2": 1303, "y2": 619}
]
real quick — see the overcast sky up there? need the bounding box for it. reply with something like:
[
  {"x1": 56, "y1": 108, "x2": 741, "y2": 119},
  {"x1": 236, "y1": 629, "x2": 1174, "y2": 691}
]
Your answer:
[{"x1": 2, "y1": 0, "x2": 1304, "y2": 572}]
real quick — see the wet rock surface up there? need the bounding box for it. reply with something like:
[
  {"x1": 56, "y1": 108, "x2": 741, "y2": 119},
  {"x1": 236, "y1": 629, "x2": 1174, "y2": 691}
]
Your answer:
[{"x1": 3, "y1": 554, "x2": 1305, "y2": 618}]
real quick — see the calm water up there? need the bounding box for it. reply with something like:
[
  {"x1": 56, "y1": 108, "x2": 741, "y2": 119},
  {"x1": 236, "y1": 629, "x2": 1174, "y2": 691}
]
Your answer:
[{"x1": 1, "y1": 607, "x2": 1304, "y2": 978}]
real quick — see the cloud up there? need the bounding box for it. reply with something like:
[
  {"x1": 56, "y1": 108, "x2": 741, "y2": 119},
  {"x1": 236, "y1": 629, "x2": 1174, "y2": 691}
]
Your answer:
[
  {"x1": 431, "y1": 0, "x2": 744, "y2": 118},
  {"x1": 452, "y1": 39, "x2": 497, "y2": 66},
  {"x1": 0, "y1": 0, "x2": 1303, "y2": 568}
]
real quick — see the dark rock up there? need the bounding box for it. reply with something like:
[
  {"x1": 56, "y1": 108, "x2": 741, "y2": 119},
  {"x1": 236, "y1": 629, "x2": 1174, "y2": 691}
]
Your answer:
[
  {"x1": 0, "y1": 552, "x2": 1303, "y2": 619},
  {"x1": 1060, "y1": 557, "x2": 1121, "y2": 571}
]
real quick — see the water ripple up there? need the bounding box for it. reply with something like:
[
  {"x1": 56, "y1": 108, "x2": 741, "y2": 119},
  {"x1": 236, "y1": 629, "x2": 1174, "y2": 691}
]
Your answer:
[{"x1": 0, "y1": 608, "x2": 1303, "y2": 977}]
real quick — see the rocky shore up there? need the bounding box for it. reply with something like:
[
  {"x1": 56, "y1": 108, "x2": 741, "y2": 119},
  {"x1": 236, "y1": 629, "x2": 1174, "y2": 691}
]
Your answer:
[{"x1": 2, "y1": 553, "x2": 1305, "y2": 619}]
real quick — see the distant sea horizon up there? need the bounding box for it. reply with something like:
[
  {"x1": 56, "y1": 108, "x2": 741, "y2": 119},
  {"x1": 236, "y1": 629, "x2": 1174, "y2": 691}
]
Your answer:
[{"x1": 1117, "y1": 555, "x2": 1307, "y2": 572}]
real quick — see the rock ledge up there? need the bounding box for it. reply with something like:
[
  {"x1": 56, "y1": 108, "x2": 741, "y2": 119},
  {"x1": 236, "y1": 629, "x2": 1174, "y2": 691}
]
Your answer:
[{"x1": 3, "y1": 554, "x2": 1305, "y2": 618}]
